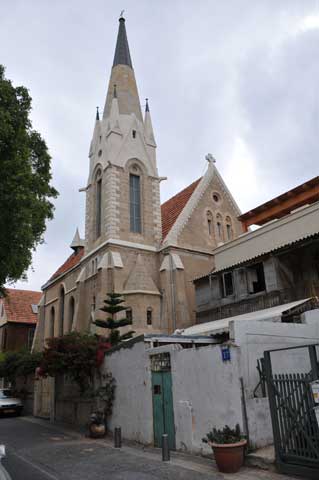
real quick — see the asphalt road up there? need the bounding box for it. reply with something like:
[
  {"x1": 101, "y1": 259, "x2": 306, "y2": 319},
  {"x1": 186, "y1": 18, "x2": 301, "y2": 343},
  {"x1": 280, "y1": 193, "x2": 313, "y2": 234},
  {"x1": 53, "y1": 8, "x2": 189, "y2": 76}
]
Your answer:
[{"x1": 0, "y1": 416, "x2": 221, "y2": 480}]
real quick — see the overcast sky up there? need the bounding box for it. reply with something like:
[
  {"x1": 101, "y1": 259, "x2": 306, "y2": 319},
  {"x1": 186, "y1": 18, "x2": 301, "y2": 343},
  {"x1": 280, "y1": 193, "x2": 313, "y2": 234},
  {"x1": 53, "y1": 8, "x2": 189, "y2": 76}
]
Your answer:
[{"x1": 2, "y1": 0, "x2": 319, "y2": 292}]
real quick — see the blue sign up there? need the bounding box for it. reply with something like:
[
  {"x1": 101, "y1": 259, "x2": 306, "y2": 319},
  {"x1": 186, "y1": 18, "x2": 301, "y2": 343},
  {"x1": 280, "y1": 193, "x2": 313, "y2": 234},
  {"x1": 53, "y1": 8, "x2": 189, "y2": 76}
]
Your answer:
[{"x1": 221, "y1": 346, "x2": 231, "y2": 362}]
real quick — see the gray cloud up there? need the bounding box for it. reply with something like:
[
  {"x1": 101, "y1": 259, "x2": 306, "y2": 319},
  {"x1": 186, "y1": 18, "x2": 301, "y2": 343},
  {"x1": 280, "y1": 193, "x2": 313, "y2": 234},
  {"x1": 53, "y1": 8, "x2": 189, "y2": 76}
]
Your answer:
[{"x1": 2, "y1": 0, "x2": 319, "y2": 291}]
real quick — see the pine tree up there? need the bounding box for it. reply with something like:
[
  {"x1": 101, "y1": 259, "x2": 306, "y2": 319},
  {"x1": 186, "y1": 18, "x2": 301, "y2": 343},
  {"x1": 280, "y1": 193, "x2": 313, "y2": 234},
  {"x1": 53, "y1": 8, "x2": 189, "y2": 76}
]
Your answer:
[{"x1": 93, "y1": 293, "x2": 134, "y2": 345}]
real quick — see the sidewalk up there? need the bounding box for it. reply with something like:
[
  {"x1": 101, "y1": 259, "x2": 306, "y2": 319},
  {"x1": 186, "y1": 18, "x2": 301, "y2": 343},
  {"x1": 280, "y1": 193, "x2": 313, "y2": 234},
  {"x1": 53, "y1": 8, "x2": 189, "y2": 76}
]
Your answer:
[{"x1": 23, "y1": 417, "x2": 298, "y2": 480}]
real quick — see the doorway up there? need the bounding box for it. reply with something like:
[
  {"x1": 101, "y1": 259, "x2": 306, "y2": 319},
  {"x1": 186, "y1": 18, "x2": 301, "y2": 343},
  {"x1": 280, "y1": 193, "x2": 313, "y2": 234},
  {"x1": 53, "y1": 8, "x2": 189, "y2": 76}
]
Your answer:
[{"x1": 151, "y1": 353, "x2": 176, "y2": 450}]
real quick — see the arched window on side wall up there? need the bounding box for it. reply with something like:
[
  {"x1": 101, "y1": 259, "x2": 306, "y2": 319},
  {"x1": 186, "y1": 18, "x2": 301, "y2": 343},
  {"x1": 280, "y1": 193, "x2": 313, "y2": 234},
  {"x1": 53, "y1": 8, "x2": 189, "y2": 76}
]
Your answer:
[
  {"x1": 95, "y1": 169, "x2": 102, "y2": 239},
  {"x1": 216, "y1": 213, "x2": 224, "y2": 241},
  {"x1": 68, "y1": 296, "x2": 75, "y2": 332},
  {"x1": 225, "y1": 216, "x2": 233, "y2": 241},
  {"x1": 59, "y1": 287, "x2": 65, "y2": 336},
  {"x1": 206, "y1": 211, "x2": 213, "y2": 236},
  {"x1": 49, "y1": 306, "x2": 55, "y2": 338}
]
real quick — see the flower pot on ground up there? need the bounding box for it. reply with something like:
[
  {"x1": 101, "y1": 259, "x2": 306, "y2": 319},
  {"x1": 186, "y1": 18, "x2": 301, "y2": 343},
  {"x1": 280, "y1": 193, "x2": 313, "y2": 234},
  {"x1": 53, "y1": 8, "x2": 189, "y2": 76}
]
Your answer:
[
  {"x1": 88, "y1": 411, "x2": 106, "y2": 438},
  {"x1": 202, "y1": 424, "x2": 247, "y2": 473}
]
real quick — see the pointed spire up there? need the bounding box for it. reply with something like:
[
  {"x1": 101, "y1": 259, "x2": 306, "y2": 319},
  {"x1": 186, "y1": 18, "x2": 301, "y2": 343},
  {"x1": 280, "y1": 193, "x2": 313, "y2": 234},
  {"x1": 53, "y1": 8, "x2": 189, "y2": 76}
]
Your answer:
[
  {"x1": 144, "y1": 98, "x2": 156, "y2": 146},
  {"x1": 113, "y1": 16, "x2": 133, "y2": 68},
  {"x1": 103, "y1": 17, "x2": 143, "y2": 121},
  {"x1": 96, "y1": 106, "x2": 100, "y2": 121},
  {"x1": 70, "y1": 228, "x2": 85, "y2": 252}
]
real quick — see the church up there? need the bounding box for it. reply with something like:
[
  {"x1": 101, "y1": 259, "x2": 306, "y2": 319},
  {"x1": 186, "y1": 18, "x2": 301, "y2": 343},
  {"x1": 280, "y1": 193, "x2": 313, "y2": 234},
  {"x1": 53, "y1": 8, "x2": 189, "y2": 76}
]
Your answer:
[{"x1": 34, "y1": 15, "x2": 243, "y2": 349}]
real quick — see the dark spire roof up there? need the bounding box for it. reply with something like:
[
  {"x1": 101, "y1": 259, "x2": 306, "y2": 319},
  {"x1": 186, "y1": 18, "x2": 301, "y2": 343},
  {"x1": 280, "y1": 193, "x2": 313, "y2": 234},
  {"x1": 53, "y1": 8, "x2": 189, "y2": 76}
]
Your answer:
[
  {"x1": 96, "y1": 106, "x2": 100, "y2": 121},
  {"x1": 145, "y1": 98, "x2": 150, "y2": 112},
  {"x1": 113, "y1": 17, "x2": 133, "y2": 69}
]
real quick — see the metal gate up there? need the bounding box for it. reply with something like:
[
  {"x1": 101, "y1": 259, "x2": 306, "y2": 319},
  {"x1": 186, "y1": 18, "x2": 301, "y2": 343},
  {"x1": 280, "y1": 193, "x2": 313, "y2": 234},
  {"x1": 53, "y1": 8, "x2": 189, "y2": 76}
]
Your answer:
[{"x1": 264, "y1": 344, "x2": 319, "y2": 479}]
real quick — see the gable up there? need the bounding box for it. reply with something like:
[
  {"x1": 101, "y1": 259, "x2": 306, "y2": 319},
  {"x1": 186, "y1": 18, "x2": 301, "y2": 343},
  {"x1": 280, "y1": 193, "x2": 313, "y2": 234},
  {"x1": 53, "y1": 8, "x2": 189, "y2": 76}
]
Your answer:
[
  {"x1": 177, "y1": 173, "x2": 244, "y2": 250},
  {"x1": 162, "y1": 162, "x2": 243, "y2": 249}
]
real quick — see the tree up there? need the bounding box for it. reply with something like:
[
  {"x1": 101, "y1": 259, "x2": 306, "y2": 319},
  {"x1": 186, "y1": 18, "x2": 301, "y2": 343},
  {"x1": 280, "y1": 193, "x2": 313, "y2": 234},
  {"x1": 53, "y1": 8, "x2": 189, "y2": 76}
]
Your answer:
[
  {"x1": 0, "y1": 350, "x2": 42, "y2": 389},
  {"x1": 93, "y1": 292, "x2": 134, "y2": 345},
  {"x1": 0, "y1": 65, "x2": 58, "y2": 293}
]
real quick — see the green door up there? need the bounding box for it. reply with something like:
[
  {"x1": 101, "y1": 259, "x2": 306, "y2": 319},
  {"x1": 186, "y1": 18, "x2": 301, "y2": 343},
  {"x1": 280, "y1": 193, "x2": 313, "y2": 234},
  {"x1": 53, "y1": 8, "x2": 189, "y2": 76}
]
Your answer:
[{"x1": 152, "y1": 370, "x2": 175, "y2": 450}]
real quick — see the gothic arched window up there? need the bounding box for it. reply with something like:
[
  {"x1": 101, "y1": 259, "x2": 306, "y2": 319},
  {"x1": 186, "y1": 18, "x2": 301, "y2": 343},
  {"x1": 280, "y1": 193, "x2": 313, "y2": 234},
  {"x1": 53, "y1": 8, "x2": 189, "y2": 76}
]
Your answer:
[
  {"x1": 59, "y1": 287, "x2": 65, "y2": 336},
  {"x1": 49, "y1": 306, "x2": 55, "y2": 338},
  {"x1": 95, "y1": 169, "x2": 102, "y2": 239},
  {"x1": 207, "y1": 210, "x2": 213, "y2": 236},
  {"x1": 68, "y1": 296, "x2": 75, "y2": 332},
  {"x1": 216, "y1": 213, "x2": 224, "y2": 241},
  {"x1": 225, "y1": 216, "x2": 233, "y2": 241},
  {"x1": 129, "y1": 167, "x2": 141, "y2": 233}
]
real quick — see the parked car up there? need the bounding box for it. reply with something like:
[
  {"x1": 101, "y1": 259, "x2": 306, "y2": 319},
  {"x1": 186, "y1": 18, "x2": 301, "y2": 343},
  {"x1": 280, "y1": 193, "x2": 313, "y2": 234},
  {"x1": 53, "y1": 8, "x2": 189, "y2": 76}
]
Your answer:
[{"x1": 0, "y1": 389, "x2": 23, "y2": 416}]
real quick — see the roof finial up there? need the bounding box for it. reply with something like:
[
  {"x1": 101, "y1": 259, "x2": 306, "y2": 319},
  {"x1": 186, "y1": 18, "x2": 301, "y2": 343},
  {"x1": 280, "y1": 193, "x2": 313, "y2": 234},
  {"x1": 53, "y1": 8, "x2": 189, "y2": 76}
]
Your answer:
[
  {"x1": 113, "y1": 84, "x2": 117, "y2": 99},
  {"x1": 205, "y1": 153, "x2": 216, "y2": 164},
  {"x1": 145, "y1": 98, "x2": 150, "y2": 113},
  {"x1": 96, "y1": 106, "x2": 100, "y2": 121},
  {"x1": 120, "y1": 10, "x2": 125, "y2": 20}
]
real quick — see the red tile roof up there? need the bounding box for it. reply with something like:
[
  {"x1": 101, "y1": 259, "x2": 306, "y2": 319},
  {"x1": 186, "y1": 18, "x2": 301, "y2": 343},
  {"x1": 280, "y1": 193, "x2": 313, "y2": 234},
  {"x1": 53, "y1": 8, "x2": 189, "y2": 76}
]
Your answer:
[
  {"x1": 49, "y1": 247, "x2": 84, "y2": 282},
  {"x1": 161, "y1": 178, "x2": 201, "y2": 239},
  {"x1": 1, "y1": 289, "x2": 42, "y2": 324}
]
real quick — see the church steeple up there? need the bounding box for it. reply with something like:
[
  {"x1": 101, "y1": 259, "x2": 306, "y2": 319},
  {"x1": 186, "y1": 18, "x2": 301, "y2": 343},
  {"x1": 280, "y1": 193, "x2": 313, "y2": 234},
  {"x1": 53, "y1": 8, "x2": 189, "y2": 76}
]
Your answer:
[
  {"x1": 113, "y1": 16, "x2": 132, "y2": 68},
  {"x1": 103, "y1": 16, "x2": 143, "y2": 122}
]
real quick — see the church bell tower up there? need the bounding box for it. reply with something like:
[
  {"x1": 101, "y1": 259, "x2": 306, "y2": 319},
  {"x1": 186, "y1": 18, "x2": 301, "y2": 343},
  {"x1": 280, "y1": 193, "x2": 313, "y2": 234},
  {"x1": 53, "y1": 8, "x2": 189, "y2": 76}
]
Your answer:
[{"x1": 85, "y1": 15, "x2": 162, "y2": 253}]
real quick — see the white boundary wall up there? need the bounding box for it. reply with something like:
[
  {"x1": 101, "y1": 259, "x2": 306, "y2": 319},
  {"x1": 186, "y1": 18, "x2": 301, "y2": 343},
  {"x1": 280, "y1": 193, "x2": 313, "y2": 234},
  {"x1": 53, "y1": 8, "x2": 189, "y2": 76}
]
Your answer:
[{"x1": 103, "y1": 309, "x2": 319, "y2": 451}]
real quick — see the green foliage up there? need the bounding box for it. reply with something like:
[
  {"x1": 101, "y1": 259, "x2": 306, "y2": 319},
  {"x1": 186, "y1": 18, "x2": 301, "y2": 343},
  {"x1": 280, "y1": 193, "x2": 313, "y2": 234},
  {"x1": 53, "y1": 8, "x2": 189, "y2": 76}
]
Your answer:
[
  {"x1": 0, "y1": 65, "x2": 58, "y2": 293},
  {"x1": 202, "y1": 424, "x2": 243, "y2": 445},
  {"x1": 39, "y1": 332, "x2": 100, "y2": 393},
  {"x1": 93, "y1": 292, "x2": 134, "y2": 345},
  {"x1": 94, "y1": 372, "x2": 116, "y2": 417},
  {"x1": 0, "y1": 349, "x2": 42, "y2": 387}
]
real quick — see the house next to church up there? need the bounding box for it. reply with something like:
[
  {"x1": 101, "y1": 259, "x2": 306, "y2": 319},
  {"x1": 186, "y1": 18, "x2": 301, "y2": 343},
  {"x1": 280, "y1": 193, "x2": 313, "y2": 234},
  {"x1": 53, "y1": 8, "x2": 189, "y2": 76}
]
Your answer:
[
  {"x1": 33, "y1": 15, "x2": 244, "y2": 356},
  {"x1": 192, "y1": 176, "x2": 319, "y2": 331}
]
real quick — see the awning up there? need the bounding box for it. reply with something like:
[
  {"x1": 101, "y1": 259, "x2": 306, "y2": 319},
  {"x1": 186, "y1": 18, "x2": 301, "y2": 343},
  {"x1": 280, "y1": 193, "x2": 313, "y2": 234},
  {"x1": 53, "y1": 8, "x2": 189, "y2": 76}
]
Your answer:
[
  {"x1": 180, "y1": 298, "x2": 312, "y2": 336},
  {"x1": 213, "y1": 202, "x2": 319, "y2": 273}
]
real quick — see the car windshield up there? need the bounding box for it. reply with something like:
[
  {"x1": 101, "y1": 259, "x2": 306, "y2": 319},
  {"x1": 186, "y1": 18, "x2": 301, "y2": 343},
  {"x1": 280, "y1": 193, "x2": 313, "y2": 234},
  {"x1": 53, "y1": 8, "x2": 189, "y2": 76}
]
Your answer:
[{"x1": 0, "y1": 390, "x2": 13, "y2": 399}]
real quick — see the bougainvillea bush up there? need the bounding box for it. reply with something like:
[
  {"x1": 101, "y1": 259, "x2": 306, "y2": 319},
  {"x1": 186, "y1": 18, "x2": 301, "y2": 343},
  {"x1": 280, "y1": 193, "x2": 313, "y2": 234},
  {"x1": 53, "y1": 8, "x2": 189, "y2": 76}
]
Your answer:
[{"x1": 37, "y1": 332, "x2": 110, "y2": 393}]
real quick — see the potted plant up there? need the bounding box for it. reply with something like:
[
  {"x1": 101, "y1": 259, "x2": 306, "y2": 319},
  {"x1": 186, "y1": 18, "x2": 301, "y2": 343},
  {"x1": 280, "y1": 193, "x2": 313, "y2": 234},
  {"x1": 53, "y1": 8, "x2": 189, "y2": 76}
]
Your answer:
[{"x1": 202, "y1": 424, "x2": 247, "y2": 473}]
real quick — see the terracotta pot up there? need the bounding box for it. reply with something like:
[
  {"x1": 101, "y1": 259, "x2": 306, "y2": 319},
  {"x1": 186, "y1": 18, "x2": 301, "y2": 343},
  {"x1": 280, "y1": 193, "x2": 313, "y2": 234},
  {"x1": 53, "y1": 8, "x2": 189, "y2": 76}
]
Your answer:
[
  {"x1": 210, "y1": 439, "x2": 247, "y2": 473},
  {"x1": 89, "y1": 422, "x2": 106, "y2": 438}
]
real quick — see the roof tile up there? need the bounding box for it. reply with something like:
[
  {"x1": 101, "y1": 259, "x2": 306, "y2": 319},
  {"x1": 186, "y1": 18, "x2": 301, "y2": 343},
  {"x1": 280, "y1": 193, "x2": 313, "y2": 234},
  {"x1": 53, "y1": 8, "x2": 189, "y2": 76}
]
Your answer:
[
  {"x1": 1, "y1": 289, "x2": 42, "y2": 324},
  {"x1": 161, "y1": 178, "x2": 201, "y2": 239},
  {"x1": 49, "y1": 248, "x2": 84, "y2": 282}
]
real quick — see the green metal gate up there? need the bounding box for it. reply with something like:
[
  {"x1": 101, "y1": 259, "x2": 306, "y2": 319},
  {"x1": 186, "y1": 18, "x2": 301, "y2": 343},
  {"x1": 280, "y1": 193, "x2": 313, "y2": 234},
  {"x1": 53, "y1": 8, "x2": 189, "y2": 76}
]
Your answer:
[
  {"x1": 264, "y1": 344, "x2": 319, "y2": 479},
  {"x1": 151, "y1": 353, "x2": 176, "y2": 450}
]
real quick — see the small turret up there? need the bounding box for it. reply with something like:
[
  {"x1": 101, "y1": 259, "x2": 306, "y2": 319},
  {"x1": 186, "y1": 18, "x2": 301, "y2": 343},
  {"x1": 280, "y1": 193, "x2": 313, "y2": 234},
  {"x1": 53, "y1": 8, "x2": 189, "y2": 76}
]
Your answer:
[{"x1": 70, "y1": 228, "x2": 85, "y2": 252}]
